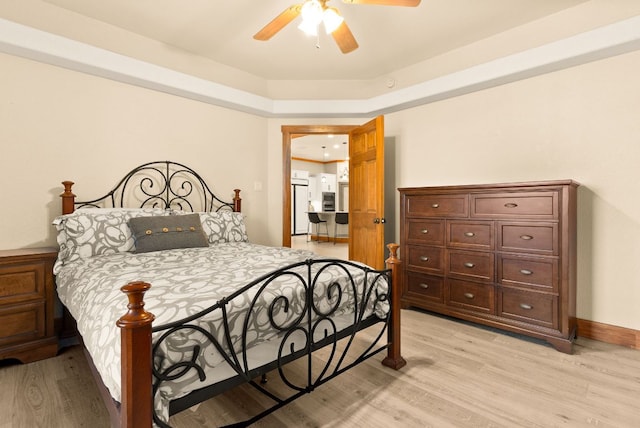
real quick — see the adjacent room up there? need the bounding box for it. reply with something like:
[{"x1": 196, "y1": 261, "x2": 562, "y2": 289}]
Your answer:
[{"x1": 1, "y1": 1, "x2": 639, "y2": 427}]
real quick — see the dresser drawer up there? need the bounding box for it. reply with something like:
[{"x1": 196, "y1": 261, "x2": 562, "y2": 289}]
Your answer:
[
  {"x1": 406, "y1": 220, "x2": 445, "y2": 246},
  {"x1": 406, "y1": 194, "x2": 468, "y2": 218},
  {"x1": 498, "y1": 254, "x2": 558, "y2": 292},
  {"x1": 0, "y1": 262, "x2": 45, "y2": 305},
  {"x1": 448, "y1": 250, "x2": 494, "y2": 282},
  {"x1": 406, "y1": 272, "x2": 444, "y2": 303},
  {"x1": 406, "y1": 245, "x2": 444, "y2": 274},
  {"x1": 498, "y1": 288, "x2": 557, "y2": 329},
  {"x1": 471, "y1": 191, "x2": 558, "y2": 219},
  {"x1": 447, "y1": 279, "x2": 494, "y2": 313},
  {"x1": 498, "y1": 222, "x2": 558, "y2": 255},
  {"x1": 447, "y1": 220, "x2": 493, "y2": 250},
  {"x1": 0, "y1": 302, "x2": 46, "y2": 346}
]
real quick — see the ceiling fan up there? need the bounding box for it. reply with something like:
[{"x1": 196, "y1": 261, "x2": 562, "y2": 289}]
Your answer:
[{"x1": 253, "y1": 0, "x2": 422, "y2": 54}]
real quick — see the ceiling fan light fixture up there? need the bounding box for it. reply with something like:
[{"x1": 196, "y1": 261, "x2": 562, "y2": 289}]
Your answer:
[
  {"x1": 298, "y1": 0, "x2": 323, "y2": 35},
  {"x1": 323, "y1": 8, "x2": 344, "y2": 34},
  {"x1": 256, "y1": 0, "x2": 421, "y2": 52},
  {"x1": 298, "y1": 19, "x2": 319, "y2": 36}
]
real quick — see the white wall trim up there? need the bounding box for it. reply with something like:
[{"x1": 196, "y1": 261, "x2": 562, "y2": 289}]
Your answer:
[{"x1": 2, "y1": 15, "x2": 640, "y2": 118}]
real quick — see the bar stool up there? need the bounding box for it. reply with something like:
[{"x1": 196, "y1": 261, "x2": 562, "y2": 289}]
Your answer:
[
  {"x1": 334, "y1": 212, "x2": 349, "y2": 245},
  {"x1": 307, "y1": 212, "x2": 329, "y2": 243}
]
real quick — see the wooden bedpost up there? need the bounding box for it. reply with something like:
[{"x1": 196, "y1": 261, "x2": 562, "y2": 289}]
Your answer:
[
  {"x1": 233, "y1": 189, "x2": 242, "y2": 212},
  {"x1": 116, "y1": 282, "x2": 155, "y2": 428},
  {"x1": 382, "y1": 243, "x2": 407, "y2": 370},
  {"x1": 60, "y1": 181, "x2": 76, "y2": 214}
]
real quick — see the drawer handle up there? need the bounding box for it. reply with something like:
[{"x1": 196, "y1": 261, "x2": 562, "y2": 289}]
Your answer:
[
  {"x1": 520, "y1": 269, "x2": 533, "y2": 275},
  {"x1": 464, "y1": 262, "x2": 475, "y2": 268},
  {"x1": 419, "y1": 283, "x2": 430, "y2": 289},
  {"x1": 463, "y1": 292, "x2": 475, "y2": 299},
  {"x1": 520, "y1": 234, "x2": 533, "y2": 240},
  {"x1": 421, "y1": 229, "x2": 429, "y2": 234},
  {"x1": 519, "y1": 303, "x2": 533, "y2": 310},
  {"x1": 464, "y1": 232, "x2": 475, "y2": 237},
  {"x1": 504, "y1": 203, "x2": 518, "y2": 208},
  {"x1": 420, "y1": 256, "x2": 430, "y2": 262},
  {"x1": 431, "y1": 203, "x2": 439, "y2": 208}
]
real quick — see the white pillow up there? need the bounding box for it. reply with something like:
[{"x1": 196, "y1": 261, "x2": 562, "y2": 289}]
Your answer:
[{"x1": 53, "y1": 208, "x2": 169, "y2": 268}]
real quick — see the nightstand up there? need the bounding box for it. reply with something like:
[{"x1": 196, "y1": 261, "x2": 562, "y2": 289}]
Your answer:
[{"x1": 0, "y1": 247, "x2": 58, "y2": 363}]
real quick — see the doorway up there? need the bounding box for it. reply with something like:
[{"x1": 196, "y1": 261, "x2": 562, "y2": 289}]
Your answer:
[
  {"x1": 282, "y1": 125, "x2": 355, "y2": 250},
  {"x1": 282, "y1": 118, "x2": 386, "y2": 269}
]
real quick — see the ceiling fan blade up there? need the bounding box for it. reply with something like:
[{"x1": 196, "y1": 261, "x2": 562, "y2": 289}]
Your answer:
[
  {"x1": 253, "y1": 5, "x2": 302, "y2": 41},
  {"x1": 332, "y1": 21, "x2": 359, "y2": 54},
  {"x1": 342, "y1": 0, "x2": 421, "y2": 6}
]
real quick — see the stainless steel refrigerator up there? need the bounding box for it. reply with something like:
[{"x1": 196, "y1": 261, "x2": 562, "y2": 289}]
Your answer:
[{"x1": 291, "y1": 179, "x2": 309, "y2": 235}]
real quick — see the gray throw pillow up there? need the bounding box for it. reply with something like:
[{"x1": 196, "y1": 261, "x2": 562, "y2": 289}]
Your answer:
[{"x1": 129, "y1": 213, "x2": 208, "y2": 253}]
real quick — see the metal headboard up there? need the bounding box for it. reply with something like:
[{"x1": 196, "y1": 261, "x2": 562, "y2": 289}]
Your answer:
[{"x1": 61, "y1": 160, "x2": 241, "y2": 214}]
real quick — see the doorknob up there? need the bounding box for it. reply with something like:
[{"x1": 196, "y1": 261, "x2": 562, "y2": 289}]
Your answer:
[
  {"x1": 380, "y1": 218, "x2": 386, "y2": 223},
  {"x1": 373, "y1": 218, "x2": 380, "y2": 224}
]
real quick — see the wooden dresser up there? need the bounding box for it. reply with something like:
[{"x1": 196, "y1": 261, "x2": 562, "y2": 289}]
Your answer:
[
  {"x1": 399, "y1": 180, "x2": 578, "y2": 353},
  {"x1": 0, "y1": 247, "x2": 58, "y2": 363}
]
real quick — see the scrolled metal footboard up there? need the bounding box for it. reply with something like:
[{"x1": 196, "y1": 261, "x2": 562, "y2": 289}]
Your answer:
[{"x1": 149, "y1": 258, "x2": 393, "y2": 427}]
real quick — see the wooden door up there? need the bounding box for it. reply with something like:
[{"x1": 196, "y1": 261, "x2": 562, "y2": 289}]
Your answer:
[{"x1": 349, "y1": 116, "x2": 385, "y2": 269}]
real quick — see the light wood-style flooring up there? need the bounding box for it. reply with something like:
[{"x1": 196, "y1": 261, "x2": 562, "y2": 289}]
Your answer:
[
  {"x1": 291, "y1": 234, "x2": 348, "y2": 259},
  {"x1": 1, "y1": 309, "x2": 639, "y2": 427}
]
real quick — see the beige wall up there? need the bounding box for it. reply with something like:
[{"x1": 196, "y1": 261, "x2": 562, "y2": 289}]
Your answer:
[
  {"x1": 0, "y1": 52, "x2": 270, "y2": 248},
  {"x1": 384, "y1": 50, "x2": 640, "y2": 330},
  {"x1": 265, "y1": 117, "x2": 362, "y2": 245}
]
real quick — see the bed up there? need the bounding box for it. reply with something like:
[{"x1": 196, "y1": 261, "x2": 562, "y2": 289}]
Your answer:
[{"x1": 53, "y1": 160, "x2": 405, "y2": 427}]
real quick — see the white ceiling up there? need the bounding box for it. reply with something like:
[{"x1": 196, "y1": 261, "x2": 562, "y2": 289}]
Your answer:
[
  {"x1": 294, "y1": 134, "x2": 349, "y2": 162},
  {"x1": 41, "y1": 0, "x2": 588, "y2": 81}
]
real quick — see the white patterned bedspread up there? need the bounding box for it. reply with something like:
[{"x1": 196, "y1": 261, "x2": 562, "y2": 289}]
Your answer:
[{"x1": 55, "y1": 242, "x2": 387, "y2": 423}]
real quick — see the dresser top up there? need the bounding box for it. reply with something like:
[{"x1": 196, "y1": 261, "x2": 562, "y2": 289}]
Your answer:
[
  {"x1": 399, "y1": 179, "x2": 579, "y2": 193},
  {"x1": 0, "y1": 247, "x2": 58, "y2": 259}
]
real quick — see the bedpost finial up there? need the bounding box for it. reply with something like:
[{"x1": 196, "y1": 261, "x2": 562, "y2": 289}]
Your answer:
[
  {"x1": 385, "y1": 242, "x2": 401, "y2": 272},
  {"x1": 116, "y1": 281, "x2": 155, "y2": 328},
  {"x1": 233, "y1": 189, "x2": 242, "y2": 212},
  {"x1": 61, "y1": 180, "x2": 75, "y2": 194},
  {"x1": 386, "y1": 243, "x2": 399, "y2": 262},
  {"x1": 61, "y1": 181, "x2": 77, "y2": 215}
]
